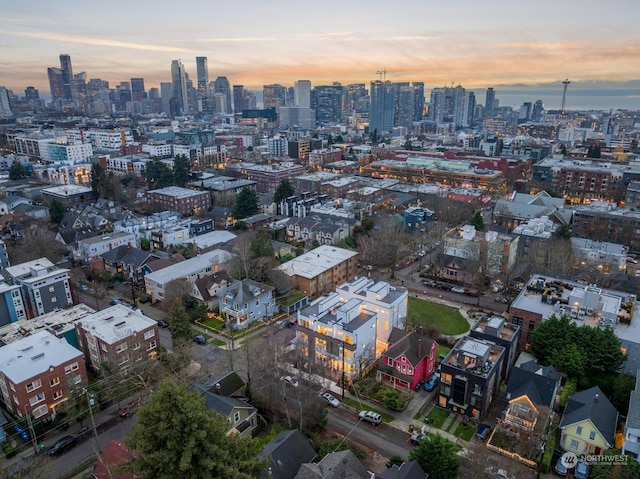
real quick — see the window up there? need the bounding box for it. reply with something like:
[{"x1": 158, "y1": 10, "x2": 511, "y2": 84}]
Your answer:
[
  {"x1": 147, "y1": 340, "x2": 157, "y2": 351},
  {"x1": 64, "y1": 362, "x2": 79, "y2": 374},
  {"x1": 144, "y1": 330, "x2": 155, "y2": 340},
  {"x1": 50, "y1": 377, "x2": 60, "y2": 387},
  {"x1": 440, "y1": 373, "x2": 452, "y2": 385},
  {"x1": 26, "y1": 379, "x2": 42, "y2": 393},
  {"x1": 73, "y1": 374, "x2": 82, "y2": 385},
  {"x1": 118, "y1": 354, "x2": 130, "y2": 365},
  {"x1": 570, "y1": 439, "x2": 579, "y2": 450},
  {"x1": 51, "y1": 297, "x2": 57, "y2": 303},
  {"x1": 32, "y1": 404, "x2": 48, "y2": 419},
  {"x1": 589, "y1": 431, "x2": 596, "y2": 441},
  {"x1": 49, "y1": 286, "x2": 55, "y2": 293},
  {"x1": 115, "y1": 343, "x2": 128, "y2": 353},
  {"x1": 234, "y1": 411, "x2": 240, "y2": 423},
  {"x1": 576, "y1": 426, "x2": 583, "y2": 435},
  {"x1": 29, "y1": 392, "x2": 45, "y2": 406},
  {"x1": 439, "y1": 395, "x2": 447, "y2": 407},
  {"x1": 133, "y1": 342, "x2": 140, "y2": 350},
  {"x1": 53, "y1": 390, "x2": 63, "y2": 400}
]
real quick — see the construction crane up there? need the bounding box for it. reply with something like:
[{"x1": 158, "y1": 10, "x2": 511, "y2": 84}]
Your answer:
[{"x1": 376, "y1": 70, "x2": 386, "y2": 81}]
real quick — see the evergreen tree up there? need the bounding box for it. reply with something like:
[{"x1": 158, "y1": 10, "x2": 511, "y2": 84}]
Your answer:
[
  {"x1": 145, "y1": 158, "x2": 174, "y2": 190},
  {"x1": 469, "y1": 211, "x2": 485, "y2": 231},
  {"x1": 173, "y1": 154, "x2": 191, "y2": 188},
  {"x1": 408, "y1": 435, "x2": 459, "y2": 479},
  {"x1": 90, "y1": 162, "x2": 106, "y2": 198},
  {"x1": 233, "y1": 187, "x2": 259, "y2": 219},
  {"x1": 250, "y1": 229, "x2": 274, "y2": 258},
  {"x1": 560, "y1": 144, "x2": 567, "y2": 156},
  {"x1": 272, "y1": 179, "x2": 295, "y2": 204},
  {"x1": 125, "y1": 379, "x2": 264, "y2": 479},
  {"x1": 169, "y1": 299, "x2": 193, "y2": 350},
  {"x1": 9, "y1": 161, "x2": 28, "y2": 180},
  {"x1": 49, "y1": 198, "x2": 65, "y2": 224}
]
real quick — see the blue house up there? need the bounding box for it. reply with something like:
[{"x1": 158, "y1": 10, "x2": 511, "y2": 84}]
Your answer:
[
  {"x1": 218, "y1": 279, "x2": 278, "y2": 330},
  {"x1": 403, "y1": 206, "x2": 435, "y2": 232}
]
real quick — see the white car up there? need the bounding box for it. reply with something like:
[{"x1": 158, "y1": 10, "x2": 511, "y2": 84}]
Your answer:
[
  {"x1": 281, "y1": 375, "x2": 299, "y2": 387},
  {"x1": 451, "y1": 286, "x2": 466, "y2": 294},
  {"x1": 321, "y1": 392, "x2": 340, "y2": 407},
  {"x1": 359, "y1": 410, "x2": 382, "y2": 425}
]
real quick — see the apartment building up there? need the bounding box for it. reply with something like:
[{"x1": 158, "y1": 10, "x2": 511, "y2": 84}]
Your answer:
[{"x1": 146, "y1": 186, "x2": 211, "y2": 216}]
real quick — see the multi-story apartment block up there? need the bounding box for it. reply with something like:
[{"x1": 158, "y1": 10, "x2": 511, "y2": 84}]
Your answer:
[
  {"x1": 439, "y1": 336, "x2": 505, "y2": 419},
  {"x1": 240, "y1": 162, "x2": 306, "y2": 194},
  {"x1": 277, "y1": 245, "x2": 359, "y2": 299},
  {"x1": 112, "y1": 211, "x2": 182, "y2": 244},
  {"x1": 10, "y1": 132, "x2": 68, "y2": 158},
  {"x1": 320, "y1": 177, "x2": 361, "y2": 198},
  {"x1": 3, "y1": 258, "x2": 72, "y2": 318},
  {"x1": 103, "y1": 154, "x2": 149, "y2": 176},
  {"x1": 296, "y1": 277, "x2": 408, "y2": 384},
  {"x1": 218, "y1": 279, "x2": 278, "y2": 330},
  {"x1": 66, "y1": 129, "x2": 134, "y2": 152},
  {"x1": 571, "y1": 238, "x2": 628, "y2": 274},
  {"x1": 309, "y1": 149, "x2": 342, "y2": 169},
  {"x1": 75, "y1": 305, "x2": 159, "y2": 374},
  {"x1": 144, "y1": 249, "x2": 233, "y2": 302},
  {"x1": 0, "y1": 330, "x2": 88, "y2": 421},
  {"x1": 73, "y1": 231, "x2": 137, "y2": 264},
  {"x1": 41, "y1": 184, "x2": 93, "y2": 207},
  {"x1": 146, "y1": 186, "x2": 211, "y2": 216},
  {"x1": 142, "y1": 142, "x2": 174, "y2": 158},
  {"x1": 38, "y1": 142, "x2": 93, "y2": 165},
  {"x1": 296, "y1": 172, "x2": 340, "y2": 194},
  {"x1": 572, "y1": 202, "x2": 640, "y2": 254},
  {"x1": 186, "y1": 176, "x2": 257, "y2": 207},
  {"x1": 32, "y1": 163, "x2": 92, "y2": 185},
  {"x1": 508, "y1": 274, "x2": 636, "y2": 351},
  {"x1": 0, "y1": 281, "x2": 28, "y2": 326},
  {"x1": 469, "y1": 316, "x2": 520, "y2": 380}
]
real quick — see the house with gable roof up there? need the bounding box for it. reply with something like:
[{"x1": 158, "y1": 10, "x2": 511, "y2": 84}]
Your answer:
[
  {"x1": 559, "y1": 386, "x2": 618, "y2": 455},
  {"x1": 218, "y1": 279, "x2": 278, "y2": 330},
  {"x1": 622, "y1": 370, "x2": 640, "y2": 462}
]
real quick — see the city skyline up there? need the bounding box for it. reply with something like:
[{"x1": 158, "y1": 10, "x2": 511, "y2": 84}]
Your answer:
[{"x1": 2, "y1": 0, "x2": 640, "y2": 97}]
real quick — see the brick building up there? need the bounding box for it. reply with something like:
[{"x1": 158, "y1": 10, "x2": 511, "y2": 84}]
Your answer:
[{"x1": 146, "y1": 186, "x2": 211, "y2": 216}]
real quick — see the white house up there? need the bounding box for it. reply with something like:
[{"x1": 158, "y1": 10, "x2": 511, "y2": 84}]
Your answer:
[
  {"x1": 73, "y1": 231, "x2": 137, "y2": 263},
  {"x1": 623, "y1": 370, "x2": 640, "y2": 463}
]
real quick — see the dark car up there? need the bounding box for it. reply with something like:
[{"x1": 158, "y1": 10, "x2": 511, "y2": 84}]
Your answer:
[
  {"x1": 439, "y1": 283, "x2": 453, "y2": 291},
  {"x1": 423, "y1": 280, "x2": 437, "y2": 287},
  {"x1": 157, "y1": 320, "x2": 169, "y2": 328},
  {"x1": 424, "y1": 373, "x2": 440, "y2": 391},
  {"x1": 193, "y1": 335, "x2": 206, "y2": 344},
  {"x1": 48, "y1": 435, "x2": 76, "y2": 456},
  {"x1": 13, "y1": 425, "x2": 29, "y2": 441}
]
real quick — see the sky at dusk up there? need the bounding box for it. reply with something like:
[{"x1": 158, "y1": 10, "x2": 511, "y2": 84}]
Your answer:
[{"x1": 2, "y1": 0, "x2": 640, "y2": 96}]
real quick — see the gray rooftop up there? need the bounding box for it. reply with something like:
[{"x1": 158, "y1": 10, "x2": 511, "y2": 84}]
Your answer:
[{"x1": 77, "y1": 305, "x2": 157, "y2": 345}]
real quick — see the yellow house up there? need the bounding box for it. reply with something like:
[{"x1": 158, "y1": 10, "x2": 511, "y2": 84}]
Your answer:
[{"x1": 559, "y1": 386, "x2": 618, "y2": 455}]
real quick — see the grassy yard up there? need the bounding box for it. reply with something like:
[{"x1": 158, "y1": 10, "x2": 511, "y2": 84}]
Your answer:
[
  {"x1": 436, "y1": 344, "x2": 451, "y2": 358},
  {"x1": 199, "y1": 317, "x2": 225, "y2": 331},
  {"x1": 342, "y1": 397, "x2": 395, "y2": 423},
  {"x1": 408, "y1": 297, "x2": 469, "y2": 335},
  {"x1": 210, "y1": 338, "x2": 226, "y2": 347},
  {"x1": 424, "y1": 406, "x2": 451, "y2": 429},
  {"x1": 453, "y1": 422, "x2": 475, "y2": 441}
]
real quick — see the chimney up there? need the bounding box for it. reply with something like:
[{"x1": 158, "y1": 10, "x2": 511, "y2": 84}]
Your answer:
[
  {"x1": 215, "y1": 383, "x2": 221, "y2": 395},
  {"x1": 595, "y1": 393, "x2": 599, "y2": 402}
]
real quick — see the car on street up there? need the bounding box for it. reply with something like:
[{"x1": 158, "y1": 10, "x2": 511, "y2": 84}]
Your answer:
[
  {"x1": 48, "y1": 435, "x2": 76, "y2": 456},
  {"x1": 193, "y1": 335, "x2": 206, "y2": 344},
  {"x1": 321, "y1": 392, "x2": 340, "y2": 407},
  {"x1": 439, "y1": 283, "x2": 454, "y2": 291},
  {"x1": 476, "y1": 424, "x2": 492, "y2": 441},
  {"x1": 359, "y1": 410, "x2": 382, "y2": 425},
  {"x1": 79, "y1": 284, "x2": 89, "y2": 291},
  {"x1": 574, "y1": 459, "x2": 589, "y2": 479},
  {"x1": 424, "y1": 373, "x2": 440, "y2": 391},
  {"x1": 13, "y1": 425, "x2": 29, "y2": 441},
  {"x1": 157, "y1": 320, "x2": 170, "y2": 328},
  {"x1": 281, "y1": 375, "x2": 299, "y2": 387},
  {"x1": 554, "y1": 457, "x2": 569, "y2": 476},
  {"x1": 410, "y1": 432, "x2": 431, "y2": 445},
  {"x1": 422, "y1": 280, "x2": 437, "y2": 287},
  {"x1": 494, "y1": 296, "x2": 509, "y2": 304},
  {"x1": 451, "y1": 286, "x2": 466, "y2": 294}
]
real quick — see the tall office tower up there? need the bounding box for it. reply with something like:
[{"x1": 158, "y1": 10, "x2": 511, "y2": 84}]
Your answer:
[
  {"x1": 24, "y1": 86, "x2": 39, "y2": 101},
  {"x1": 286, "y1": 87, "x2": 295, "y2": 106},
  {"x1": 345, "y1": 83, "x2": 367, "y2": 111},
  {"x1": 519, "y1": 102, "x2": 532, "y2": 121},
  {"x1": 186, "y1": 75, "x2": 198, "y2": 113},
  {"x1": 47, "y1": 67, "x2": 65, "y2": 103},
  {"x1": 294, "y1": 80, "x2": 312, "y2": 108},
  {"x1": 116, "y1": 82, "x2": 132, "y2": 111},
  {"x1": 466, "y1": 91, "x2": 476, "y2": 127},
  {"x1": 428, "y1": 85, "x2": 470, "y2": 127},
  {"x1": 233, "y1": 85, "x2": 245, "y2": 113},
  {"x1": 130, "y1": 78, "x2": 146, "y2": 101},
  {"x1": 412, "y1": 82, "x2": 425, "y2": 121},
  {"x1": 263, "y1": 84, "x2": 287, "y2": 109},
  {"x1": 532, "y1": 100, "x2": 543, "y2": 122},
  {"x1": 59, "y1": 54, "x2": 74, "y2": 102},
  {"x1": 213, "y1": 76, "x2": 232, "y2": 113},
  {"x1": 0, "y1": 87, "x2": 12, "y2": 115},
  {"x1": 395, "y1": 83, "x2": 415, "y2": 129},
  {"x1": 369, "y1": 80, "x2": 397, "y2": 134},
  {"x1": 312, "y1": 85, "x2": 343, "y2": 124},
  {"x1": 171, "y1": 59, "x2": 189, "y2": 115},
  {"x1": 196, "y1": 56, "x2": 209, "y2": 102},
  {"x1": 484, "y1": 87, "x2": 496, "y2": 118},
  {"x1": 72, "y1": 72, "x2": 88, "y2": 105},
  {"x1": 160, "y1": 82, "x2": 173, "y2": 114},
  {"x1": 244, "y1": 90, "x2": 257, "y2": 109}
]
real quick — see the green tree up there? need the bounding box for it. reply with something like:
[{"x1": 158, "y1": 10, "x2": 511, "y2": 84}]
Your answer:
[
  {"x1": 611, "y1": 373, "x2": 636, "y2": 413},
  {"x1": 530, "y1": 315, "x2": 576, "y2": 365},
  {"x1": 173, "y1": 154, "x2": 191, "y2": 188},
  {"x1": 556, "y1": 224, "x2": 571, "y2": 240},
  {"x1": 140, "y1": 237, "x2": 151, "y2": 251},
  {"x1": 9, "y1": 160, "x2": 28, "y2": 180},
  {"x1": 90, "y1": 162, "x2": 106, "y2": 198},
  {"x1": 590, "y1": 450, "x2": 640, "y2": 479},
  {"x1": 169, "y1": 299, "x2": 193, "y2": 350},
  {"x1": 49, "y1": 198, "x2": 65, "y2": 224},
  {"x1": 469, "y1": 211, "x2": 485, "y2": 231},
  {"x1": 549, "y1": 342, "x2": 586, "y2": 377},
  {"x1": 408, "y1": 435, "x2": 459, "y2": 479},
  {"x1": 145, "y1": 158, "x2": 174, "y2": 190},
  {"x1": 250, "y1": 229, "x2": 274, "y2": 258},
  {"x1": 125, "y1": 379, "x2": 264, "y2": 479},
  {"x1": 233, "y1": 187, "x2": 259, "y2": 219},
  {"x1": 272, "y1": 179, "x2": 295, "y2": 204}
]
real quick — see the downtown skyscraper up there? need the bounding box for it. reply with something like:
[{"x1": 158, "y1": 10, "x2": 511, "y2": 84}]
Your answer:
[
  {"x1": 48, "y1": 54, "x2": 74, "y2": 103},
  {"x1": 170, "y1": 59, "x2": 189, "y2": 115},
  {"x1": 196, "y1": 56, "x2": 209, "y2": 112},
  {"x1": 369, "y1": 80, "x2": 397, "y2": 134}
]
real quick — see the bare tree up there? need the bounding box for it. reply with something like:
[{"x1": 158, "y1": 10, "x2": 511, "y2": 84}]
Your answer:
[
  {"x1": 162, "y1": 278, "x2": 192, "y2": 311},
  {"x1": 7, "y1": 220, "x2": 68, "y2": 264},
  {"x1": 358, "y1": 215, "x2": 406, "y2": 279}
]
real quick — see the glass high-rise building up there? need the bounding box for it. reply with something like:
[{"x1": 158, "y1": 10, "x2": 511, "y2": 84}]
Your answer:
[
  {"x1": 171, "y1": 59, "x2": 189, "y2": 115},
  {"x1": 263, "y1": 84, "x2": 286, "y2": 109},
  {"x1": 130, "y1": 78, "x2": 146, "y2": 101},
  {"x1": 48, "y1": 54, "x2": 74, "y2": 103},
  {"x1": 369, "y1": 80, "x2": 397, "y2": 134},
  {"x1": 294, "y1": 80, "x2": 311, "y2": 108},
  {"x1": 214, "y1": 76, "x2": 232, "y2": 114},
  {"x1": 196, "y1": 57, "x2": 209, "y2": 110},
  {"x1": 233, "y1": 85, "x2": 244, "y2": 113},
  {"x1": 485, "y1": 87, "x2": 496, "y2": 118}
]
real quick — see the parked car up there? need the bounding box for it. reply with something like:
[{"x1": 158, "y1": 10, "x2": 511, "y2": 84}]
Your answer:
[
  {"x1": 281, "y1": 375, "x2": 299, "y2": 387},
  {"x1": 574, "y1": 459, "x2": 589, "y2": 479},
  {"x1": 79, "y1": 284, "x2": 89, "y2": 291},
  {"x1": 451, "y1": 286, "x2": 466, "y2": 294},
  {"x1": 464, "y1": 289, "x2": 478, "y2": 297},
  {"x1": 554, "y1": 457, "x2": 569, "y2": 476},
  {"x1": 495, "y1": 296, "x2": 509, "y2": 304},
  {"x1": 157, "y1": 320, "x2": 170, "y2": 328},
  {"x1": 410, "y1": 432, "x2": 430, "y2": 445},
  {"x1": 439, "y1": 283, "x2": 453, "y2": 291},
  {"x1": 422, "y1": 280, "x2": 437, "y2": 287},
  {"x1": 13, "y1": 425, "x2": 29, "y2": 441},
  {"x1": 193, "y1": 335, "x2": 206, "y2": 344},
  {"x1": 48, "y1": 435, "x2": 76, "y2": 456},
  {"x1": 321, "y1": 392, "x2": 340, "y2": 407},
  {"x1": 424, "y1": 373, "x2": 440, "y2": 391},
  {"x1": 359, "y1": 410, "x2": 382, "y2": 425},
  {"x1": 476, "y1": 424, "x2": 492, "y2": 441}
]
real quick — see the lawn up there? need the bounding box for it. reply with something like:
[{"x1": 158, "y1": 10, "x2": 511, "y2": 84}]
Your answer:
[
  {"x1": 436, "y1": 344, "x2": 451, "y2": 359},
  {"x1": 424, "y1": 406, "x2": 451, "y2": 429},
  {"x1": 211, "y1": 338, "x2": 226, "y2": 347},
  {"x1": 453, "y1": 422, "x2": 475, "y2": 441},
  {"x1": 199, "y1": 317, "x2": 225, "y2": 331},
  {"x1": 408, "y1": 297, "x2": 469, "y2": 335},
  {"x1": 342, "y1": 397, "x2": 394, "y2": 423}
]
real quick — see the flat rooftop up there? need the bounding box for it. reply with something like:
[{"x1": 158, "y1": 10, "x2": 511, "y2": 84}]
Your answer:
[
  {"x1": 77, "y1": 304, "x2": 157, "y2": 345},
  {"x1": 147, "y1": 186, "x2": 208, "y2": 199},
  {"x1": 278, "y1": 245, "x2": 358, "y2": 279},
  {"x1": 42, "y1": 184, "x2": 92, "y2": 196},
  {"x1": 4, "y1": 257, "x2": 55, "y2": 279}
]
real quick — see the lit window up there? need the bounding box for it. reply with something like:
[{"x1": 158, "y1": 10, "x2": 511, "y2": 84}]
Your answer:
[{"x1": 50, "y1": 377, "x2": 60, "y2": 387}]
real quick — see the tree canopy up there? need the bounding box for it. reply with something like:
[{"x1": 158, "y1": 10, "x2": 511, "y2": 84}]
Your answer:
[
  {"x1": 90, "y1": 162, "x2": 106, "y2": 198},
  {"x1": 49, "y1": 198, "x2": 65, "y2": 224},
  {"x1": 272, "y1": 179, "x2": 295, "y2": 204},
  {"x1": 530, "y1": 315, "x2": 626, "y2": 384},
  {"x1": 173, "y1": 154, "x2": 191, "y2": 188},
  {"x1": 169, "y1": 299, "x2": 194, "y2": 350},
  {"x1": 408, "y1": 435, "x2": 459, "y2": 479},
  {"x1": 469, "y1": 211, "x2": 485, "y2": 231},
  {"x1": 125, "y1": 379, "x2": 264, "y2": 479},
  {"x1": 9, "y1": 160, "x2": 29, "y2": 180},
  {"x1": 145, "y1": 158, "x2": 174, "y2": 190},
  {"x1": 233, "y1": 187, "x2": 259, "y2": 219}
]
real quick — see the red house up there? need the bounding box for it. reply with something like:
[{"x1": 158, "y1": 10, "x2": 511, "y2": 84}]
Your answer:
[{"x1": 376, "y1": 328, "x2": 438, "y2": 390}]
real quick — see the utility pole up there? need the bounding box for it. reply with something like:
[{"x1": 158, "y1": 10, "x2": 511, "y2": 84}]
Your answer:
[
  {"x1": 24, "y1": 407, "x2": 39, "y2": 454},
  {"x1": 87, "y1": 393, "x2": 101, "y2": 454}
]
